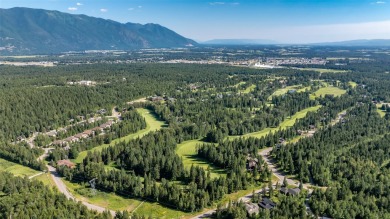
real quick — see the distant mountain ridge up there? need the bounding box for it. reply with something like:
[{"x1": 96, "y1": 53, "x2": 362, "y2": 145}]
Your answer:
[
  {"x1": 311, "y1": 39, "x2": 390, "y2": 46},
  {"x1": 0, "y1": 7, "x2": 196, "y2": 54}
]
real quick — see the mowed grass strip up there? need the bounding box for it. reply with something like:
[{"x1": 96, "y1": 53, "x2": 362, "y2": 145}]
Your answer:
[
  {"x1": 268, "y1": 85, "x2": 310, "y2": 100},
  {"x1": 34, "y1": 172, "x2": 57, "y2": 188},
  {"x1": 240, "y1": 84, "x2": 256, "y2": 94},
  {"x1": 376, "y1": 104, "x2": 387, "y2": 118},
  {"x1": 0, "y1": 158, "x2": 40, "y2": 177},
  {"x1": 74, "y1": 108, "x2": 166, "y2": 163},
  {"x1": 176, "y1": 139, "x2": 226, "y2": 178},
  {"x1": 348, "y1": 81, "x2": 357, "y2": 88},
  {"x1": 63, "y1": 180, "x2": 141, "y2": 212},
  {"x1": 295, "y1": 68, "x2": 348, "y2": 73},
  {"x1": 64, "y1": 177, "x2": 195, "y2": 218},
  {"x1": 229, "y1": 105, "x2": 321, "y2": 139},
  {"x1": 310, "y1": 86, "x2": 346, "y2": 99}
]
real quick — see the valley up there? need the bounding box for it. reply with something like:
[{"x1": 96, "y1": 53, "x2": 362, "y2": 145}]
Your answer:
[{"x1": 0, "y1": 46, "x2": 390, "y2": 219}]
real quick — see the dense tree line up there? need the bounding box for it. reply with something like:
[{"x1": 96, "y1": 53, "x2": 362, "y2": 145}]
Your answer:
[
  {"x1": 0, "y1": 142, "x2": 45, "y2": 171},
  {"x1": 0, "y1": 172, "x2": 112, "y2": 219}
]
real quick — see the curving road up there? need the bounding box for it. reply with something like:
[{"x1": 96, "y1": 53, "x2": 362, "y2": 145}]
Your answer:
[{"x1": 47, "y1": 165, "x2": 116, "y2": 216}]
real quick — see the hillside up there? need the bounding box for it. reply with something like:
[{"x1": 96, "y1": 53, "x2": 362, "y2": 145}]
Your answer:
[{"x1": 0, "y1": 7, "x2": 196, "y2": 54}]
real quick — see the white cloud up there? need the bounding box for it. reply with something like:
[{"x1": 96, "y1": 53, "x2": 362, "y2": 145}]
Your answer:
[
  {"x1": 209, "y1": 2, "x2": 225, "y2": 6},
  {"x1": 376, "y1": 1, "x2": 386, "y2": 3},
  {"x1": 138, "y1": 5, "x2": 142, "y2": 8},
  {"x1": 100, "y1": 8, "x2": 108, "y2": 12},
  {"x1": 128, "y1": 8, "x2": 134, "y2": 11},
  {"x1": 230, "y1": 2, "x2": 240, "y2": 6},
  {"x1": 76, "y1": 2, "x2": 83, "y2": 6},
  {"x1": 68, "y1": 7, "x2": 77, "y2": 11}
]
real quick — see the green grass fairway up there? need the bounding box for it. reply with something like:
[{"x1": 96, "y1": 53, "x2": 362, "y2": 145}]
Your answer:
[
  {"x1": 240, "y1": 84, "x2": 256, "y2": 94},
  {"x1": 269, "y1": 85, "x2": 298, "y2": 100},
  {"x1": 0, "y1": 158, "x2": 40, "y2": 177},
  {"x1": 64, "y1": 180, "x2": 141, "y2": 211},
  {"x1": 176, "y1": 140, "x2": 226, "y2": 178},
  {"x1": 268, "y1": 85, "x2": 310, "y2": 100},
  {"x1": 348, "y1": 81, "x2": 357, "y2": 88},
  {"x1": 310, "y1": 86, "x2": 346, "y2": 99},
  {"x1": 376, "y1": 104, "x2": 387, "y2": 118},
  {"x1": 229, "y1": 105, "x2": 321, "y2": 139},
  {"x1": 296, "y1": 68, "x2": 348, "y2": 73},
  {"x1": 74, "y1": 108, "x2": 166, "y2": 163},
  {"x1": 233, "y1": 81, "x2": 246, "y2": 87},
  {"x1": 34, "y1": 172, "x2": 56, "y2": 188},
  {"x1": 64, "y1": 179, "x2": 194, "y2": 218}
]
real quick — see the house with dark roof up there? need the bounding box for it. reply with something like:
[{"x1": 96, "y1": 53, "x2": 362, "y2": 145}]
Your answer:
[{"x1": 259, "y1": 198, "x2": 276, "y2": 209}]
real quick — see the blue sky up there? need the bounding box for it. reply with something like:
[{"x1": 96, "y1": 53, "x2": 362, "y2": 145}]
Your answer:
[{"x1": 1, "y1": 0, "x2": 390, "y2": 43}]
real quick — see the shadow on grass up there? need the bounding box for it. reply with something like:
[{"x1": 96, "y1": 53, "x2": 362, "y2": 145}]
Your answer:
[{"x1": 186, "y1": 154, "x2": 227, "y2": 176}]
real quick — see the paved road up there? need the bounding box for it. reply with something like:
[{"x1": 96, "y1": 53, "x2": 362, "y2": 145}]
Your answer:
[
  {"x1": 191, "y1": 147, "x2": 317, "y2": 219},
  {"x1": 259, "y1": 147, "x2": 315, "y2": 192},
  {"x1": 47, "y1": 165, "x2": 116, "y2": 216}
]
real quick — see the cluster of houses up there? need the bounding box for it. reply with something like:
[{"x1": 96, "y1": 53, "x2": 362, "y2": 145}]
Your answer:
[
  {"x1": 147, "y1": 95, "x2": 176, "y2": 103},
  {"x1": 257, "y1": 57, "x2": 327, "y2": 67},
  {"x1": 296, "y1": 125, "x2": 317, "y2": 138},
  {"x1": 244, "y1": 186, "x2": 301, "y2": 215},
  {"x1": 67, "y1": 80, "x2": 97, "y2": 86},
  {"x1": 51, "y1": 120, "x2": 115, "y2": 148}
]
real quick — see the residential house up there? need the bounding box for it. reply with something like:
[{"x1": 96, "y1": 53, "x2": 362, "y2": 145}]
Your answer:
[
  {"x1": 280, "y1": 187, "x2": 301, "y2": 196},
  {"x1": 100, "y1": 120, "x2": 114, "y2": 130},
  {"x1": 259, "y1": 198, "x2": 276, "y2": 210},
  {"x1": 57, "y1": 160, "x2": 75, "y2": 169},
  {"x1": 245, "y1": 203, "x2": 260, "y2": 215},
  {"x1": 46, "y1": 130, "x2": 57, "y2": 137},
  {"x1": 246, "y1": 156, "x2": 259, "y2": 171},
  {"x1": 92, "y1": 126, "x2": 103, "y2": 133},
  {"x1": 83, "y1": 130, "x2": 94, "y2": 136},
  {"x1": 52, "y1": 140, "x2": 67, "y2": 146},
  {"x1": 74, "y1": 133, "x2": 88, "y2": 139},
  {"x1": 64, "y1": 136, "x2": 79, "y2": 143}
]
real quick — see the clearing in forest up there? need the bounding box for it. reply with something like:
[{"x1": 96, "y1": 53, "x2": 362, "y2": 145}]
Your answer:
[
  {"x1": 376, "y1": 104, "x2": 387, "y2": 118},
  {"x1": 268, "y1": 85, "x2": 310, "y2": 100},
  {"x1": 295, "y1": 68, "x2": 348, "y2": 73},
  {"x1": 310, "y1": 86, "x2": 346, "y2": 99},
  {"x1": 63, "y1": 170, "x2": 195, "y2": 218},
  {"x1": 0, "y1": 158, "x2": 40, "y2": 177},
  {"x1": 74, "y1": 108, "x2": 166, "y2": 163},
  {"x1": 176, "y1": 139, "x2": 226, "y2": 178},
  {"x1": 348, "y1": 81, "x2": 357, "y2": 88}
]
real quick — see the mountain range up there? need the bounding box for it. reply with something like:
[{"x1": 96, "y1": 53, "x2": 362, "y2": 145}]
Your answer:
[{"x1": 0, "y1": 7, "x2": 196, "y2": 54}]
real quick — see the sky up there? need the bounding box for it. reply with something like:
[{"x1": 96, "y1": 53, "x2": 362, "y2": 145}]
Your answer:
[{"x1": 1, "y1": 0, "x2": 390, "y2": 43}]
